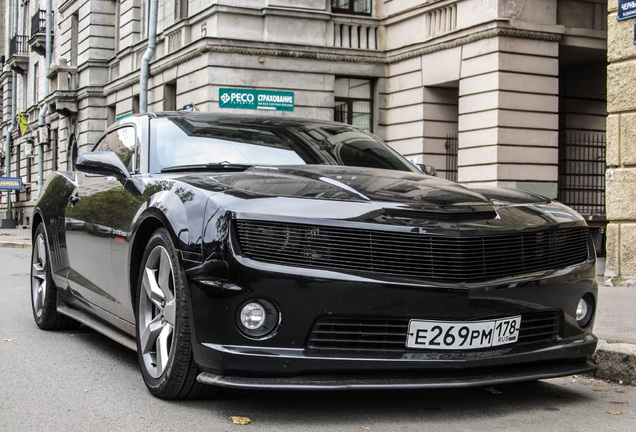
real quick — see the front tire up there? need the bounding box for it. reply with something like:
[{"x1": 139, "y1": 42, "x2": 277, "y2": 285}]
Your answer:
[
  {"x1": 136, "y1": 228, "x2": 214, "y2": 399},
  {"x1": 30, "y1": 223, "x2": 79, "y2": 330}
]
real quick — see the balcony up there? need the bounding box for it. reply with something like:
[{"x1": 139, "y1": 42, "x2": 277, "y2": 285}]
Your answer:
[
  {"x1": 29, "y1": 10, "x2": 52, "y2": 55},
  {"x1": 7, "y1": 35, "x2": 29, "y2": 73},
  {"x1": 46, "y1": 58, "x2": 79, "y2": 115}
]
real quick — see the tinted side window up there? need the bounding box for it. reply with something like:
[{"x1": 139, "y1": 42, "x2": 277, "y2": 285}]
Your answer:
[{"x1": 95, "y1": 126, "x2": 137, "y2": 172}]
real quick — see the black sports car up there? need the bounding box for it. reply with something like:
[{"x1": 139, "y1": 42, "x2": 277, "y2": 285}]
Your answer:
[{"x1": 31, "y1": 112, "x2": 598, "y2": 399}]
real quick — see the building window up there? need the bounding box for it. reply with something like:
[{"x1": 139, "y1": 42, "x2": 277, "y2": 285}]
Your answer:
[
  {"x1": 107, "y1": 105, "x2": 116, "y2": 127},
  {"x1": 67, "y1": 135, "x2": 78, "y2": 170},
  {"x1": 15, "y1": 144, "x2": 21, "y2": 181},
  {"x1": 133, "y1": 95, "x2": 140, "y2": 114},
  {"x1": 334, "y1": 78, "x2": 373, "y2": 131},
  {"x1": 71, "y1": 13, "x2": 79, "y2": 66},
  {"x1": 332, "y1": 0, "x2": 371, "y2": 15},
  {"x1": 113, "y1": 0, "x2": 121, "y2": 52},
  {"x1": 52, "y1": 129, "x2": 58, "y2": 171},
  {"x1": 22, "y1": 74, "x2": 28, "y2": 112},
  {"x1": 163, "y1": 82, "x2": 177, "y2": 111},
  {"x1": 33, "y1": 62, "x2": 39, "y2": 105},
  {"x1": 175, "y1": 0, "x2": 188, "y2": 20}
]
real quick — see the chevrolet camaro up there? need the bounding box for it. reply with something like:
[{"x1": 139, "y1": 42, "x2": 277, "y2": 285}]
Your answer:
[{"x1": 30, "y1": 112, "x2": 598, "y2": 399}]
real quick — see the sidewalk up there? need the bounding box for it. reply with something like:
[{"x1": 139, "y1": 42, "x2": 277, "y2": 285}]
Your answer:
[
  {"x1": 0, "y1": 227, "x2": 31, "y2": 248},
  {"x1": 1, "y1": 227, "x2": 634, "y2": 384}
]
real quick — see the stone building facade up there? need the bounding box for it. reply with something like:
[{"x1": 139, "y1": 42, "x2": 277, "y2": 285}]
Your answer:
[
  {"x1": 1, "y1": 0, "x2": 607, "y2": 232},
  {"x1": 606, "y1": 0, "x2": 636, "y2": 282}
]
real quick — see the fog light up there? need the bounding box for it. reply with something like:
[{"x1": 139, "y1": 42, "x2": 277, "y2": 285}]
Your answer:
[
  {"x1": 576, "y1": 300, "x2": 588, "y2": 322},
  {"x1": 237, "y1": 299, "x2": 279, "y2": 339},
  {"x1": 576, "y1": 295, "x2": 594, "y2": 328},
  {"x1": 240, "y1": 302, "x2": 266, "y2": 330}
]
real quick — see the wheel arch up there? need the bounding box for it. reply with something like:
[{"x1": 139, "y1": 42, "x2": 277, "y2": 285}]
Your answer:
[
  {"x1": 31, "y1": 210, "x2": 44, "y2": 237},
  {"x1": 129, "y1": 215, "x2": 166, "y2": 311}
]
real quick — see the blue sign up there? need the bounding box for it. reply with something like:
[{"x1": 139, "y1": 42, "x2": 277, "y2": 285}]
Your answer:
[
  {"x1": 618, "y1": 0, "x2": 636, "y2": 20},
  {"x1": 0, "y1": 177, "x2": 23, "y2": 190}
]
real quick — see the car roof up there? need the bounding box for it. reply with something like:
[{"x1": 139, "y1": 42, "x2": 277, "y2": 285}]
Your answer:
[{"x1": 113, "y1": 111, "x2": 347, "y2": 130}]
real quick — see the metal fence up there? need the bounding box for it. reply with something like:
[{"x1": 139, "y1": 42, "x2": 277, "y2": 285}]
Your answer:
[
  {"x1": 445, "y1": 133, "x2": 458, "y2": 182},
  {"x1": 557, "y1": 133, "x2": 606, "y2": 219}
]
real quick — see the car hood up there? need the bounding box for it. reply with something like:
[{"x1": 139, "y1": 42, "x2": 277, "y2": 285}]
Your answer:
[{"x1": 174, "y1": 165, "x2": 544, "y2": 214}]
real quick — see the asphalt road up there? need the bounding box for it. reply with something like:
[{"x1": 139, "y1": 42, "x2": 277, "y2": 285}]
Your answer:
[{"x1": 1, "y1": 247, "x2": 634, "y2": 432}]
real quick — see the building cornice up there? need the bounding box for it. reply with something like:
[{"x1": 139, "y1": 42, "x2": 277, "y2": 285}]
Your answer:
[
  {"x1": 386, "y1": 27, "x2": 562, "y2": 64},
  {"x1": 103, "y1": 27, "x2": 561, "y2": 96}
]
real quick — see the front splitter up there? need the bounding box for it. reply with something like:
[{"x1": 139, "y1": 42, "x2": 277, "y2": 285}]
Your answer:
[{"x1": 197, "y1": 360, "x2": 596, "y2": 390}]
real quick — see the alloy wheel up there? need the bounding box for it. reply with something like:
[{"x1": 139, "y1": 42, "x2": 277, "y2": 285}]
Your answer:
[
  {"x1": 138, "y1": 245, "x2": 177, "y2": 379},
  {"x1": 31, "y1": 233, "x2": 48, "y2": 319}
]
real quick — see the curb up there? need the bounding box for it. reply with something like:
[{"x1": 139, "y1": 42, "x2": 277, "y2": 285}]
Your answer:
[
  {"x1": 0, "y1": 241, "x2": 31, "y2": 249},
  {"x1": 593, "y1": 340, "x2": 636, "y2": 386}
]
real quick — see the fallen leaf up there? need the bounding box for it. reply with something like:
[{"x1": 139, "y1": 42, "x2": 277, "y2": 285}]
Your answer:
[
  {"x1": 607, "y1": 411, "x2": 622, "y2": 415},
  {"x1": 229, "y1": 416, "x2": 252, "y2": 425},
  {"x1": 3, "y1": 338, "x2": 15, "y2": 342}
]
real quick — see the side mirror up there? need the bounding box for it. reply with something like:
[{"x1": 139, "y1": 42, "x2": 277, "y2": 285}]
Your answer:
[
  {"x1": 417, "y1": 164, "x2": 437, "y2": 176},
  {"x1": 75, "y1": 151, "x2": 130, "y2": 181}
]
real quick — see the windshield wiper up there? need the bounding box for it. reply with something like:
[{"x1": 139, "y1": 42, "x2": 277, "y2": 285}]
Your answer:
[{"x1": 161, "y1": 163, "x2": 252, "y2": 173}]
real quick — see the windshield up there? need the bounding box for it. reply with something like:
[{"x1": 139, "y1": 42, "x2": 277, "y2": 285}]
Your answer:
[{"x1": 149, "y1": 116, "x2": 418, "y2": 174}]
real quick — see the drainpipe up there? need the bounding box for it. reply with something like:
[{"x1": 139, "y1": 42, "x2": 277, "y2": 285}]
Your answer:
[
  {"x1": 3, "y1": 76, "x2": 16, "y2": 221},
  {"x1": 139, "y1": 0, "x2": 158, "y2": 113},
  {"x1": 3, "y1": 0, "x2": 20, "y2": 220},
  {"x1": 37, "y1": 0, "x2": 53, "y2": 198}
]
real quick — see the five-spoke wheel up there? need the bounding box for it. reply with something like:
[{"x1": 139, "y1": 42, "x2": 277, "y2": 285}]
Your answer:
[
  {"x1": 135, "y1": 228, "x2": 214, "y2": 399},
  {"x1": 138, "y1": 243, "x2": 177, "y2": 378},
  {"x1": 30, "y1": 223, "x2": 78, "y2": 330}
]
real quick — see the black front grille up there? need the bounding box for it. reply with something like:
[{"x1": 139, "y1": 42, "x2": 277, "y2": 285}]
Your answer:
[
  {"x1": 234, "y1": 220, "x2": 589, "y2": 283},
  {"x1": 307, "y1": 312, "x2": 560, "y2": 351}
]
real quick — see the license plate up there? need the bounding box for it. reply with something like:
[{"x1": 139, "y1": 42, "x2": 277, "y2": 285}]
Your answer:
[{"x1": 406, "y1": 316, "x2": 522, "y2": 350}]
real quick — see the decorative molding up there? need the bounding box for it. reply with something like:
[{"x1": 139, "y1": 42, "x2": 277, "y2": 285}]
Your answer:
[
  {"x1": 387, "y1": 27, "x2": 562, "y2": 64},
  {"x1": 104, "y1": 76, "x2": 141, "y2": 97}
]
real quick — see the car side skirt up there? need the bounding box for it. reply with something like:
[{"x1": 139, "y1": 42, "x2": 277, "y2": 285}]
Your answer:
[{"x1": 57, "y1": 303, "x2": 137, "y2": 351}]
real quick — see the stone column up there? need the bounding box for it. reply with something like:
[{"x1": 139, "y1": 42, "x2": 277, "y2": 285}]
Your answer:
[
  {"x1": 457, "y1": 35, "x2": 560, "y2": 198},
  {"x1": 606, "y1": 1, "x2": 636, "y2": 282}
]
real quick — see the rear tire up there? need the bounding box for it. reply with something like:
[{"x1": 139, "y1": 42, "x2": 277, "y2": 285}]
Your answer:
[
  {"x1": 135, "y1": 228, "x2": 215, "y2": 399},
  {"x1": 30, "y1": 223, "x2": 79, "y2": 330}
]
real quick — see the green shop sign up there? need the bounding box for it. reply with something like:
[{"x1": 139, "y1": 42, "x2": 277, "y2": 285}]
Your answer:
[{"x1": 219, "y1": 88, "x2": 294, "y2": 111}]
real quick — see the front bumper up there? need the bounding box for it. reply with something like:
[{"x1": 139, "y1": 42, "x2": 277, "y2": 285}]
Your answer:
[{"x1": 187, "y1": 254, "x2": 598, "y2": 388}]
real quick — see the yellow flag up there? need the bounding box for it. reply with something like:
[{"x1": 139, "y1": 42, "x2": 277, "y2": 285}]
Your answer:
[{"x1": 17, "y1": 109, "x2": 28, "y2": 137}]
